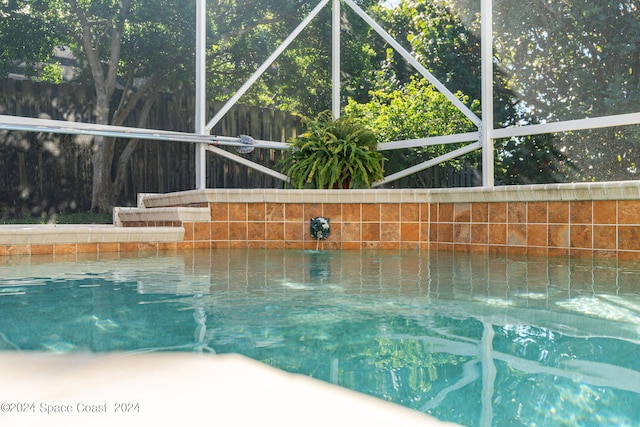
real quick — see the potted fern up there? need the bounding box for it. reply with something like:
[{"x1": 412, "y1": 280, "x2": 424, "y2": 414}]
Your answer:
[{"x1": 279, "y1": 111, "x2": 385, "y2": 189}]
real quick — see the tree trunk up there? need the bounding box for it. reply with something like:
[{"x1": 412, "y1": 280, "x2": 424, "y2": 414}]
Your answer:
[
  {"x1": 73, "y1": 0, "x2": 131, "y2": 213},
  {"x1": 90, "y1": 90, "x2": 155, "y2": 213},
  {"x1": 91, "y1": 137, "x2": 120, "y2": 213},
  {"x1": 89, "y1": 84, "x2": 120, "y2": 211}
]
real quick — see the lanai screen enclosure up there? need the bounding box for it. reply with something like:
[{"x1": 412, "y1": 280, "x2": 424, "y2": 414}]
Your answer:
[{"x1": 1, "y1": 0, "x2": 639, "y2": 188}]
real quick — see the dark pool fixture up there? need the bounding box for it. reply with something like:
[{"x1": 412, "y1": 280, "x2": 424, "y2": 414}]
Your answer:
[{"x1": 310, "y1": 217, "x2": 330, "y2": 240}]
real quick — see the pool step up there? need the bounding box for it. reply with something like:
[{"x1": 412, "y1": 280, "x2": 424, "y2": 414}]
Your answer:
[{"x1": 114, "y1": 206, "x2": 210, "y2": 227}]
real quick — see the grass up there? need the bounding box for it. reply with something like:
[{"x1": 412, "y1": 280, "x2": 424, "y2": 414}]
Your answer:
[{"x1": 0, "y1": 212, "x2": 113, "y2": 225}]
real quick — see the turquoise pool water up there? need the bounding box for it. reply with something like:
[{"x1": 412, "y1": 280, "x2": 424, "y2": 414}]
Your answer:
[{"x1": 1, "y1": 249, "x2": 639, "y2": 426}]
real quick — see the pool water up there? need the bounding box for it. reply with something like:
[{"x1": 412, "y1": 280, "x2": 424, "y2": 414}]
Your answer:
[{"x1": 1, "y1": 249, "x2": 639, "y2": 426}]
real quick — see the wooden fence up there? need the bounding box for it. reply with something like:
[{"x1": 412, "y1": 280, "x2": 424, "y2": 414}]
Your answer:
[
  {"x1": 0, "y1": 79, "x2": 479, "y2": 218},
  {"x1": 0, "y1": 80, "x2": 302, "y2": 218}
]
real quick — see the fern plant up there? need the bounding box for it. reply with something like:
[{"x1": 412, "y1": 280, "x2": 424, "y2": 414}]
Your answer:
[{"x1": 279, "y1": 111, "x2": 385, "y2": 189}]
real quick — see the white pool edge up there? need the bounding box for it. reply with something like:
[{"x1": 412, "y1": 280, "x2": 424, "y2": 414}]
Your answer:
[{"x1": 0, "y1": 352, "x2": 459, "y2": 427}]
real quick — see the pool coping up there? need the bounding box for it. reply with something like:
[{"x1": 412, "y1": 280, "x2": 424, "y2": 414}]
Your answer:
[
  {"x1": 0, "y1": 352, "x2": 458, "y2": 427},
  {"x1": 138, "y1": 180, "x2": 640, "y2": 206},
  {"x1": 0, "y1": 224, "x2": 184, "y2": 246}
]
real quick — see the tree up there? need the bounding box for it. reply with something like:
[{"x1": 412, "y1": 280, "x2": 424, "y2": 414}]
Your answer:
[
  {"x1": 452, "y1": 0, "x2": 640, "y2": 182},
  {"x1": 367, "y1": 0, "x2": 572, "y2": 185},
  {"x1": 0, "y1": 1, "x2": 62, "y2": 79},
  {"x1": 206, "y1": 0, "x2": 381, "y2": 116},
  {"x1": 344, "y1": 76, "x2": 480, "y2": 187},
  {"x1": 1, "y1": 0, "x2": 386, "y2": 212},
  {"x1": 68, "y1": 0, "x2": 200, "y2": 212},
  {"x1": 1, "y1": 0, "x2": 199, "y2": 212}
]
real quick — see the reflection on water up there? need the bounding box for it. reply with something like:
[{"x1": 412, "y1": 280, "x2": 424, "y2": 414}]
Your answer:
[{"x1": 1, "y1": 249, "x2": 639, "y2": 426}]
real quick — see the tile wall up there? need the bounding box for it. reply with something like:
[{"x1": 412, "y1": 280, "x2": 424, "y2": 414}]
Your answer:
[
  {"x1": 178, "y1": 198, "x2": 640, "y2": 260},
  {"x1": 3, "y1": 182, "x2": 640, "y2": 260}
]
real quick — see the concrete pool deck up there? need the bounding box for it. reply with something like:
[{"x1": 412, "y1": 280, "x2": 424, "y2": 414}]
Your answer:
[{"x1": 0, "y1": 352, "x2": 458, "y2": 427}]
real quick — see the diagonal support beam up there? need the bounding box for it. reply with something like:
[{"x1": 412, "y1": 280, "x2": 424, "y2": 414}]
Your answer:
[
  {"x1": 205, "y1": 145, "x2": 290, "y2": 182},
  {"x1": 378, "y1": 131, "x2": 480, "y2": 151},
  {"x1": 372, "y1": 141, "x2": 481, "y2": 187}
]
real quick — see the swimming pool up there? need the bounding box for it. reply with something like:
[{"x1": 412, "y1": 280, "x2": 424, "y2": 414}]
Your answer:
[{"x1": 1, "y1": 249, "x2": 639, "y2": 426}]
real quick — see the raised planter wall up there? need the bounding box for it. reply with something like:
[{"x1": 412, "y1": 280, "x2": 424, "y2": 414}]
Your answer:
[
  {"x1": 3, "y1": 182, "x2": 640, "y2": 261},
  {"x1": 140, "y1": 181, "x2": 640, "y2": 260}
]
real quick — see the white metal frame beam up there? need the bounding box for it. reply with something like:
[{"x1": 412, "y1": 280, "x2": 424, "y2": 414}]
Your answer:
[
  {"x1": 493, "y1": 112, "x2": 640, "y2": 139},
  {"x1": 205, "y1": 145, "x2": 290, "y2": 182},
  {"x1": 372, "y1": 141, "x2": 482, "y2": 187},
  {"x1": 332, "y1": 0, "x2": 341, "y2": 118},
  {"x1": 195, "y1": 0, "x2": 207, "y2": 189},
  {"x1": 378, "y1": 132, "x2": 480, "y2": 151},
  {"x1": 480, "y1": 0, "x2": 494, "y2": 187},
  {"x1": 0, "y1": 114, "x2": 289, "y2": 149}
]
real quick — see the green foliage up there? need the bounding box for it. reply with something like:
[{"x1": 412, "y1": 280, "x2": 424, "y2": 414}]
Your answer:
[
  {"x1": 345, "y1": 77, "x2": 479, "y2": 186},
  {"x1": 4, "y1": 0, "x2": 637, "y2": 187},
  {"x1": 490, "y1": 0, "x2": 640, "y2": 121},
  {"x1": 488, "y1": 0, "x2": 640, "y2": 182},
  {"x1": 361, "y1": 1, "x2": 490, "y2": 187},
  {"x1": 346, "y1": 76, "x2": 478, "y2": 142},
  {"x1": 372, "y1": 0, "x2": 489, "y2": 116},
  {"x1": 279, "y1": 111, "x2": 385, "y2": 189},
  {"x1": 36, "y1": 63, "x2": 64, "y2": 84},
  {"x1": 497, "y1": 135, "x2": 576, "y2": 185},
  {"x1": 206, "y1": 1, "x2": 381, "y2": 117},
  {"x1": 0, "y1": 0, "x2": 66, "y2": 78},
  {"x1": 1, "y1": 0, "x2": 198, "y2": 91},
  {"x1": 121, "y1": 0, "x2": 196, "y2": 85},
  {"x1": 372, "y1": 0, "x2": 578, "y2": 185}
]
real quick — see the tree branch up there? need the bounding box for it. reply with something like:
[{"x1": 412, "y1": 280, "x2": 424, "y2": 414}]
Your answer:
[
  {"x1": 104, "y1": 0, "x2": 132, "y2": 101},
  {"x1": 67, "y1": 0, "x2": 106, "y2": 97},
  {"x1": 112, "y1": 74, "x2": 159, "y2": 127},
  {"x1": 112, "y1": 88, "x2": 159, "y2": 195},
  {"x1": 113, "y1": 65, "x2": 137, "y2": 122}
]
